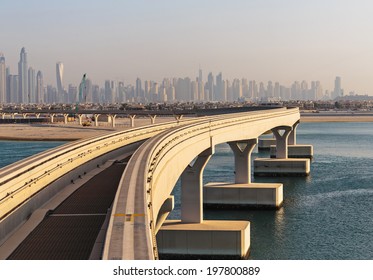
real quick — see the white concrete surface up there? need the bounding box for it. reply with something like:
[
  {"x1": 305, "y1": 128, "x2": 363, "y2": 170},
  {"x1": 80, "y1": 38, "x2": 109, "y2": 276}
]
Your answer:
[
  {"x1": 254, "y1": 158, "x2": 310, "y2": 176},
  {"x1": 157, "y1": 220, "x2": 250, "y2": 259},
  {"x1": 270, "y1": 144, "x2": 314, "y2": 159},
  {"x1": 204, "y1": 182, "x2": 283, "y2": 208}
]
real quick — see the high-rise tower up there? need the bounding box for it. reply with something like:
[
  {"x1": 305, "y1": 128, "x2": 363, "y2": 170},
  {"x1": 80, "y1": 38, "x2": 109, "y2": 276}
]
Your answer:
[
  {"x1": 333, "y1": 76, "x2": 342, "y2": 99},
  {"x1": 36, "y1": 71, "x2": 44, "y2": 104},
  {"x1": 56, "y1": 62, "x2": 64, "y2": 99},
  {"x1": 18, "y1": 47, "x2": 28, "y2": 103},
  {"x1": 0, "y1": 53, "x2": 5, "y2": 103},
  {"x1": 28, "y1": 67, "x2": 36, "y2": 103},
  {"x1": 198, "y1": 68, "x2": 204, "y2": 101}
]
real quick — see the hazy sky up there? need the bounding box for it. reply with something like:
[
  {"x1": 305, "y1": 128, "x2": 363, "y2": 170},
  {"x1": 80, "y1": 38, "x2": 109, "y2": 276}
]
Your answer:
[{"x1": 1, "y1": 0, "x2": 373, "y2": 94}]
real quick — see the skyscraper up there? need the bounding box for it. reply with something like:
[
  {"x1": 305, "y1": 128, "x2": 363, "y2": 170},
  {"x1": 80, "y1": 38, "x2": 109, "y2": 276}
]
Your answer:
[
  {"x1": 216, "y1": 72, "x2": 226, "y2": 101},
  {"x1": 206, "y1": 72, "x2": 214, "y2": 101},
  {"x1": 135, "y1": 78, "x2": 143, "y2": 101},
  {"x1": 28, "y1": 67, "x2": 36, "y2": 103},
  {"x1": 8, "y1": 75, "x2": 19, "y2": 103},
  {"x1": 198, "y1": 68, "x2": 204, "y2": 101},
  {"x1": 18, "y1": 47, "x2": 28, "y2": 103},
  {"x1": 56, "y1": 62, "x2": 64, "y2": 99},
  {"x1": 36, "y1": 71, "x2": 43, "y2": 104},
  {"x1": 0, "y1": 53, "x2": 5, "y2": 103},
  {"x1": 333, "y1": 76, "x2": 342, "y2": 99}
]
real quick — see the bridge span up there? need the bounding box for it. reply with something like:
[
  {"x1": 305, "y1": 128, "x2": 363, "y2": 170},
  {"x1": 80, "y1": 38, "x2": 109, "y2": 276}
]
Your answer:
[{"x1": 0, "y1": 107, "x2": 310, "y2": 259}]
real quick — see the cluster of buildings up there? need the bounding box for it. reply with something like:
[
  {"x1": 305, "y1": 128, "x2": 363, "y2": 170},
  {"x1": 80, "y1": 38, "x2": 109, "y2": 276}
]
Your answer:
[{"x1": 0, "y1": 47, "x2": 352, "y2": 106}]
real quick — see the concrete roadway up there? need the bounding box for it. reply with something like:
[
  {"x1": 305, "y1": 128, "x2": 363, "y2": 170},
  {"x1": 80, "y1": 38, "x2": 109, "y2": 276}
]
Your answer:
[{"x1": 6, "y1": 155, "x2": 132, "y2": 260}]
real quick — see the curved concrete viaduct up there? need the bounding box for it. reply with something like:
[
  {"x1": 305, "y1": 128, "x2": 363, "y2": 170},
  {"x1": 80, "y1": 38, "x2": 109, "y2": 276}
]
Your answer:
[
  {"x1": 103, "y1": 107, "x2": 303, "y2": 260},
  {"x1": 0, "y1": 107, "x2": 308, "y2": 259}
]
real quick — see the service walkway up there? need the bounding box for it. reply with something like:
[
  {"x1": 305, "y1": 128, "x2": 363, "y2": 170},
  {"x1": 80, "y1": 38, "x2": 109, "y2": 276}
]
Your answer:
[{"x1": 7, "y1": 156, "x2": 131, "y2": 259}]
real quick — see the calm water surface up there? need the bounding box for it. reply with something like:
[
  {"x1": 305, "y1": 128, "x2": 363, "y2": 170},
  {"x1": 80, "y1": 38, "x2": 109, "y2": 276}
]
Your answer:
[
  {"x1": 170, "y1": 122, "x2": 373, "y2": 260},
  {"x1": 0, "y1": 141, "x2": 66, "y2": 168},
  {"x1": 1, "y1": 123, "x2": 372, "y2": 259}
]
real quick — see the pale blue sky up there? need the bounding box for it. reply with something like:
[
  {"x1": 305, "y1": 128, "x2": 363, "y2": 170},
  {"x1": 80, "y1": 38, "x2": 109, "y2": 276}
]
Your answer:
[{"x1": 1, "y1": 0, "x2": 373, "y2": 94}]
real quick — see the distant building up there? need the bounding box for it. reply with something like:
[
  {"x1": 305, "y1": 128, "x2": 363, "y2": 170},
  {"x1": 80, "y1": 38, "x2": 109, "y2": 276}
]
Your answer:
[
  {"x1": 135, "y1": 78, "x2": 143, "y2": 102},
  {"x1": 333, "y1": 76, "x2": 342, "y2": 99},
  {"x1": 28, "y1": 67, "x2": 35, "y2": 103},
  {"x1": 18, "y1": 47, "x2": 28, "y2": 103},
  {"x1": 0, "y1": 53, "x2": 5, "y2": 103},
  {"x1": 56, "y1": 62, "x2": 64, "y2": 100},
  {"x1": 215, "y1": 72, "x2": 226, "y2": 101},
  {"x1": 36, "y1": 71, "x2": 43, "y2": 104},
  {"x1": 8, "y1": 75, "x2": 19, "y2": 103}
]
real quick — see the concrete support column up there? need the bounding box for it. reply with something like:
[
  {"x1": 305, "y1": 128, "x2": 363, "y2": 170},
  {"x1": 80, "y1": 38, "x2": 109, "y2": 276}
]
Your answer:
[
  {"x1": 228, "y1": 138, "x2": 258, "y2": 184},
  {"x1": 149, "y1": 115, "x2": 157, "y2": 125},
  {"x1": 109, "y1": 114, "x2": 117, "y2": 128},
  {"x1": 272, "y1": 126, "x2": 292, "y2": 159},
  {"x1": 1, "y1": 113, "x2": 6, "y2": 119},
  {"x1": 129, "y1": 115, "x2": 136, "y2": 128},
  {"x1": 35, "y1": 113, "x2": 40, "y2": 119},
  {"x1": 288, "y1": 121, "x2": 300, "y2": 145},
  {"x1": 155, "y1": 196, "x2": 174, "y2": 233},
  {"x1": 77, "y1": 114, "x2": 84, "y2": 126},
  {"x1": 181, "y1": 147, "x2": 214, "y2": 223},
  {"x1": 50, "y1": 113, "x2": 55, "y2": 123},
  {"x1": 63, "y1": 114, "x2": 69, "y2": 124},
  {"x1": 11, "y1": 113, "x2": 16, "y2": 119},
  {"x1": 22, "y1": 113, "x2": 28, "y2": 119},
  {"x1": 174, "y1": 114, "x2": 183, "y2": 123},
  {"x1": 94, "y1": 114, "x2": 100, "y2": 127}
]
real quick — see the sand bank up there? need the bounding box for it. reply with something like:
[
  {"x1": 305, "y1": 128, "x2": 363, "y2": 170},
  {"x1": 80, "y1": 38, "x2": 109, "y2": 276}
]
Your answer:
[
  {"x1": 0, "y1": 115, "x2": 371, "y2": 141},
  {"x1": 0, "y1": 117, "x2": 176, "y2": 141},
  {"x1": 300, "y1": 115, "x2": 373, "y2": 122}
]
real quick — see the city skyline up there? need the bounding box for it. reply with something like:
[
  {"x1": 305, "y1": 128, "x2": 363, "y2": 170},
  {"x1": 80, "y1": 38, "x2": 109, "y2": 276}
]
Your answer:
[
  {"x1": 0, "y1": 47, "x2": 361, "y2": 104},
  {"x1": 1, "y1": 1, "x2": 373, "y2": 94}
]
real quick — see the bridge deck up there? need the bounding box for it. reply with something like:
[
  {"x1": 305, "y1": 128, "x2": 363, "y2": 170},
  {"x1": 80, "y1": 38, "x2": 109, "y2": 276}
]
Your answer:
[{"x1": 7, "y1": 156, "x2": 131, "y2": 260}]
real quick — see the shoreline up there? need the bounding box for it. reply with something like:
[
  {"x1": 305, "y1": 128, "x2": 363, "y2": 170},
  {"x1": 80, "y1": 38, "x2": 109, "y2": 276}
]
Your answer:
[
  {"x1": 300, "y1": 115, "x2": 373, "y2": 122},
  {"x1": 0, "y1": 115, "x2": 371, "y2": 141}
]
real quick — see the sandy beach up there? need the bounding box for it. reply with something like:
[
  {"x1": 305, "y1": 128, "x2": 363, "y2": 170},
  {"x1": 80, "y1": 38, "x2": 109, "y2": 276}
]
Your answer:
[
  {"x1": 0, "y1": 117, "x2": 177, "y2": 141},
  {"x1": 301, "y1": 115, "x2": 373, "y2": 122},
  {"x1": 0, "y1": 114, "x2": 371, "y2": 141}
]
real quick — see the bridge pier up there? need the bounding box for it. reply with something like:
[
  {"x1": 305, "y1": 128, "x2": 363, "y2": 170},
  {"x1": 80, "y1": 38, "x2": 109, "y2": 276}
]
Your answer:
[
  {"x1": 77, "y1": 114, "x2": 84, "y2": 126},
  {"x1": 254, "y1": 124, "x2": 310, "y2": 176},
  {"x1": 155, "y1": 196, "x2": 174, "y2": 233},
  {"x1": 94, "y1": 114, "x2": 100, "y2": 127},
  {"x1": 63, "y1": 114, "x2": 69, "y2": 124},
  {"x1": 129, "y1": 114, "x2": 136, "y2": 128},
  {"x1": 1, "y1": 113, "x2": 6, "y2": 119},
  {"x1": 157, "y1": 147, "x2": 251, "y2": 259},
  {"x1": 22, "y1": 113, "x2": 28, "y2": 119},
  {"x1": 174, "y1": 114, "x2": 183, "y2": 123},
  {"x1": 49, "y1": 113, "x2": 55, "y2": 123},
  {"x1": 204, "y1": 139, "x2": 283, "y2": 208},
  {"x1": 181, "y1": 147, "x2": 213, "y2": 223},
  {"x1": 108, "y1": 114, "x2": 117, "y2": 128},
  {"x1": 35, "y1": 113, "x2": 41, "y2": 119},
  {"x1": 11, "y1": 113, "x2": 17, "y2": 119},
  {"x1": 269, "y1": 121, "x2": 313, "y2": 159},
  {"x1": 149, "y1": 115, "x2": 157, "y2": 125}
]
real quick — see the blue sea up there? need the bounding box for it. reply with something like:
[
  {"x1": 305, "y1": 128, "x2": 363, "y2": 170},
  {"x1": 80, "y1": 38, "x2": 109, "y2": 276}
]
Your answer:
[{"x1": 1, "y1": 122, "x2": 372, "y2": 259}]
